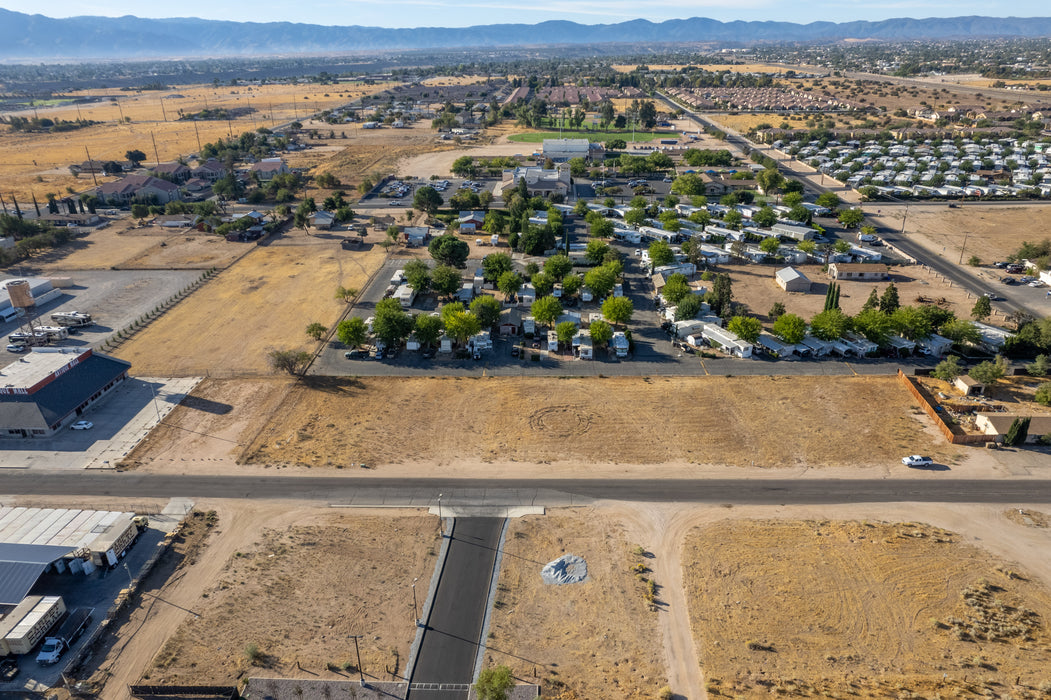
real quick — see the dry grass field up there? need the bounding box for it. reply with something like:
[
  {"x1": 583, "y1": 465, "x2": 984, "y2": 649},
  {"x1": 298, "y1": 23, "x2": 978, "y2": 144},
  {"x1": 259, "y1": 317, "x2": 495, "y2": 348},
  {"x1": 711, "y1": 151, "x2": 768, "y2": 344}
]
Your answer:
[
  {"x1": 145, "y1": 513, "x2": 439, "y2": 686},
  {"x1": 489, "y1": 510, "x2": 667, "y2": 700},
  {"x1": 890, "y1": 204, "x2": 1051, "y2": 266},
  {"x1": 0, "y1": 82, "x2": 393, "y2": 201},
  {"x1": 112, "y1": 230, "x2": 386, "y2": 376},
  {"x1": 685, "y1": 519, "x2": 1051, "y2": 698},
  {"x1": 242, "y1": 375, "x2": 947, "y2": 469}
]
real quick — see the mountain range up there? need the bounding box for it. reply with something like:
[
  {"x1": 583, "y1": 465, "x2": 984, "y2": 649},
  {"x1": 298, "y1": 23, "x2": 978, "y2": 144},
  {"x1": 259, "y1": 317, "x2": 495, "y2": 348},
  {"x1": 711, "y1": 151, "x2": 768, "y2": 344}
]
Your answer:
[{"x1": 2, "y1": 10, "x2": 1051, "y2": 60}]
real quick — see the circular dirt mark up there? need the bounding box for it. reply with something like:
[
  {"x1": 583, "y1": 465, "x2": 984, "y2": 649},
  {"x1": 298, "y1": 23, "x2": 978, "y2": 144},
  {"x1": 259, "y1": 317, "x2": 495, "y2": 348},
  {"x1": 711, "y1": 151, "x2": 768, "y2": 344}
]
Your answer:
[{"x1": 528, "y1": 405, "x2": 594, "y2": 438}]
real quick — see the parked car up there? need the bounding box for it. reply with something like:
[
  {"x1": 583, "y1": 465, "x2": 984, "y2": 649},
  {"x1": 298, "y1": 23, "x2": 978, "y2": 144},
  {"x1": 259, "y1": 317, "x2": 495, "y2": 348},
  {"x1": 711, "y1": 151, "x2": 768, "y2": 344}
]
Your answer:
[
  {"x1": 0, "y1": 658, "x2": 18, "y2": 681},
  {"x1": 344, "y1": 349, "x2": 367, "y2": 359},
  {"x1": 388, "y1": 201, "x2": 402, "y2": 206},
  {"x1": 6, "y1": 343, "x2": 26, "y2": 353},
  {"x1": 901, "y1": 455, "x2": 933, "y2": 467},
  {"x1": 510, "y1": 346, "x2": 521, "y2": 358},
  {"x1": 70, "y1": 421, "x2": 93, "y2": 430}
]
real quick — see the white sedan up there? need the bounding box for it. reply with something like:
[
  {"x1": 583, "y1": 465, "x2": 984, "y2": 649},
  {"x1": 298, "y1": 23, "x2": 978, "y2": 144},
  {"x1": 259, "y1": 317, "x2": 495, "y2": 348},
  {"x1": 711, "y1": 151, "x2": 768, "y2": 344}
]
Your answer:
[
  {"x1": 70, "y1": 421, "x2": 94, "y2": 430},
  {"x1": 901, "y1": 455, "x2": 933, "y2": 467}
]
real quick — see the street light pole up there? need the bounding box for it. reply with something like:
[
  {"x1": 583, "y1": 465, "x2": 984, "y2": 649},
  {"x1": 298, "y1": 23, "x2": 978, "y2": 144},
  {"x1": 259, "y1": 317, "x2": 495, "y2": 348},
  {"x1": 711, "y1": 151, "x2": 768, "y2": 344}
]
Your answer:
[
  {"x1": 349, "y1": 635, "x2": 364, "y2": 683},
  {"x1": 412, "y1": 577, "x2": 419, "y2": 626}
]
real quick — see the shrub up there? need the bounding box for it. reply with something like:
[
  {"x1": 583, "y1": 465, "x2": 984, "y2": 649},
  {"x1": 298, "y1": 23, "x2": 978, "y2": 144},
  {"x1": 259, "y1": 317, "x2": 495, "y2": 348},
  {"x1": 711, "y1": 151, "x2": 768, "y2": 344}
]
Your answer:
[{"x1": 245, "y1": 643, "x2": 262, "y2": 663}]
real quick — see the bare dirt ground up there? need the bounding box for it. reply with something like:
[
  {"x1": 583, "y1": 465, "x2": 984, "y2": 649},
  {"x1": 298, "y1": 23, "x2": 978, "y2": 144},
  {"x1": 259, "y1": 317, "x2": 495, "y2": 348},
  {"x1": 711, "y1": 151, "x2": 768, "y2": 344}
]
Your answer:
[
  {"x1": 683, "y1": 516, "x2": 1051, "y2": 698},
  {"x1": 241, "y1": 375, "x2": 949, "y2": 470},
  {"x1": 0, "y1": 82, "x2": 392, "y2": 201},
  {"x1": 489, "y1": 509, "x2": 667, "y2": 700},
  {"x1": 111, "y1": 229, "x2": 387, "y2": 376},
  {"x1": 5, "y1": 219, "x2": 251, "y2": 273},
  {"x1": 883, "y1": 204, "x2": 1050, "y2": 268},
  {"x1": 723, "y1": 261, "x2": 981, "y2": 325},
  {"x1": 145, "y1": 512, "x2": 439, "y2": 687}
]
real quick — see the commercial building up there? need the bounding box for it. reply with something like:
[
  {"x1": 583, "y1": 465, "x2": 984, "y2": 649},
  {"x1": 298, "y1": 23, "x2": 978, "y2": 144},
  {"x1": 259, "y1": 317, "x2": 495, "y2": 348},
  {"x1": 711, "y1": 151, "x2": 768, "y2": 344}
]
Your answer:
[
  {"x1": 0, "y1": 348, "x2": 130, "y2": 438},
  {"x1": 541, "y1": 138, "x2": 590, "y2": 162}
]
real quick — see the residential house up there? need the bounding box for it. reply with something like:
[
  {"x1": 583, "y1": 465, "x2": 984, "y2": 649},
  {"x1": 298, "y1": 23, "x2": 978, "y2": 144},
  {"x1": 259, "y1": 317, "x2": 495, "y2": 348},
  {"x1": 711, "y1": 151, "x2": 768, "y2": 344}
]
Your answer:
[
  {"x1": 827, "y1": 262, "x2": 889, "y2": 281},
  {"x1": 192, "y1": 158, "x2": 227, "y2": 182},
  {"x1": 975, "y1": 413, "x2": 1051, "y2": 443},
  {"x1": 458, "y1": 211, "x2": 486, "y2": 233},
  {"x1": 149, "y1": 162, "x2": 191, "y2": 183},
  {"x1": 309, "y1": 211, "x2": 335, "y2": 230},
  {"x1": 250, "y1": 159, "x2": 290, "y2": 181},
  {"x1": 95, "y1": 175, "x2": 182, "y2": 205},
  {"x1": 775, "y1": 267, "x2": 811, "y2": 293}
]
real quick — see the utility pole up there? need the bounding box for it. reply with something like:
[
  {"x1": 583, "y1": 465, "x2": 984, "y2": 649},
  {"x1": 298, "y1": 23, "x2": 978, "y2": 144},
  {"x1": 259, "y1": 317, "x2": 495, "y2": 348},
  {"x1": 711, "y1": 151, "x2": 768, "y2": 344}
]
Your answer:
[
  {"x1": 193, "y1": 121, "x2": 202, "y2": 152},
  {"x1": 84, "y1": 147, "x2": 99, "y2": 188},
  {"x1": 958, "y1": 228, "x2": 970, "y2": 265},
  {"x1": 160, "y1": 100, "x2": 167, "y2": 122},
  {"x1": 412, "y1": 577, "x2": 419, "y2": 626},
  {"x1": 349, "y1": 635, "x2": 364, "y2": 683},
  {"x1": 151, "y1": 131, "x2": 161, "y2": 167}
]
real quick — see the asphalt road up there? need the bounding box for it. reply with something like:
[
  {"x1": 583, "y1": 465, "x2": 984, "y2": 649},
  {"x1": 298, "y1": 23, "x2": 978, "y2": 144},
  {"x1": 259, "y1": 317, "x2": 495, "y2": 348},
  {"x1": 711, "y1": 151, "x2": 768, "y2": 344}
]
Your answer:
[
  {"x1": 409, "y1": 518, "x2": 503, "y2": 700},
  {"x1": 2, "y1": 472, "x2": 1050, "y2": 505}
]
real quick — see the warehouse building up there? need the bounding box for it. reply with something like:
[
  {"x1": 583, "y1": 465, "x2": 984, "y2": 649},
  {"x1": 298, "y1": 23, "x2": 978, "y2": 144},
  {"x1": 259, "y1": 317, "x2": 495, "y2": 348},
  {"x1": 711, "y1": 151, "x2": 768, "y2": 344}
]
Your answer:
[{"x1": 0, "y1": 348, "x2": 131, "y2": 438}]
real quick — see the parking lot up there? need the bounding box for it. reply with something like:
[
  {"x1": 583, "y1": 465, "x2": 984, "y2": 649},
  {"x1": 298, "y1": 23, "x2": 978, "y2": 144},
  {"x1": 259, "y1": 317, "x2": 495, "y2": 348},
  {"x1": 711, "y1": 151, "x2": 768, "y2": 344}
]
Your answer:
[
  {"x1": 0, "y1": 506, "x2": 190, "y2": 693},
  {"x1": 0, "y1": 376, "x2": 201, "y2": 470},
  {"x1": 0, "y1": 269, "x2": 203, "y2": 371}
]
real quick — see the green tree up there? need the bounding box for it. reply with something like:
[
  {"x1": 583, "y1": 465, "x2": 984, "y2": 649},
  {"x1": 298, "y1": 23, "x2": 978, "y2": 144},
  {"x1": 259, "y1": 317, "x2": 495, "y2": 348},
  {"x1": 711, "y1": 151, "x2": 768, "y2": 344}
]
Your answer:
[
  {"x1": 336, "y1": 317, "x2": 368, "y2": 348},
  {"x1": 797, "y1": 239, "x2": 816, "y2": 255},
  {"x1": 969, "y1": 355, "x2": 1008, "y2": 385},
  {"x1": 429, "y1": 235, "x2": 470, "y2": 268},
  {"x1": 675, "y1": 294, "x2": 704, "y2": 321},
  {"x1": 531, "y1": 296, "x2": 563, "y2": 328},
  {"x1": 482, "y1": 252, "x2": 513, "y2": 282},
  {"x1": 451, "y1": 156, "x2": 476, "y2": 177},
  {"x1": 584, "y1": 265, "x2": 618, "y2": 300},
  {"x1": 709, "y1": 273, "x2": 733, "y2": 317},
  {"x1": 413, "y1": 314, "x2": 444, "y2": 348},
  {"x1": 723, "y1": 210, "x2": 743, "y2": 230},
  {"x1": 413, "y1": 186, "x2": 443, "y2": 215},
  {"x1": 971, "y1": 294, "x2": 992, "y2": 322},
  {"x1": 671, "y1": 174, "x2": 704, "y2": 197},
  {"x1": 756, "y1": 168, "x2": 785, "y2": 194},
  {"x1": 773, "y1": 313, "x2": 806, "y2": 344},
  {"x1": 474, "y1": 665, "x2": 515, "y2": 700},
  {"x1": 759, "y1": 237, "x2": 780, "y2": 255},
  {"x1": 782, "y1": 192, "x2": 804, "y2": 208},
  {"x1": 769, "y1": 301, "x2": 786, "y2": 320},
  {"x1": 444, "y1": 310, "x2": 482, "y2": 346},
  {"x1": 727, "y1": 315, "x2": 762, "y2": 343},
  {"x1": 373, "y1": 298, "x2": 414, "y2": 346},
  {"x1": 838, "y1": 208, "x2": 864, "y2": 228},
  {"x1": 585, "y1": 239, "x2": 611, "y2": 265},
  {"x1": 1034, "y1": 382, "x2": 1051, "y2": 406},
  {"x1": 625, "y1": 208, "x2": 647, "y2": 228},
  {"x1": 544, "y1": 254, "x2": 573, "y2": 279},
  {"x1": 431, "y1": 265, "x2": 463, "y2": 298},
  {"x1": 940, "y1": 318, "x2": 981, "y2": 346},
  {"x1": 404, "y1": 259, "x2": 432, "y2": 293},
  {"x1": 648, "y1": 240, "x2": 675, "y2": 268},
  {"x1": 562, "y1": 273, "x2": 583, "y2": 298},
  {"x1": 861, "y1": 287, "x2": 880, "y2": 312},
  {"x1": 809, "y1": 309, "x2": 852, "y2": 341},
  {"x1": 267, "y1": 349, "x2": 311, "y2": 375},
  {"x1": 661, "y1": 273, "x2": 692, "y2": 305},
  {"x1": 589, "y1": 319, "x2": 613, "y2": 348},
  {"x1": 879, "y1": 283, "x2": 900, "y2": 314},
  {"x1": 305, "y1": 322, "x2": 328, "y2": 341},
  {"x1": 497, "y1": 270, "x2": 523, "y2": 300},
  {"x1": 602, "y1": 296, "x2": 634, "y2": 327},
  {"x1": 470, "y1": 295, "x2": 502, "y2": 328},
  {"x1": 816, "y1": 192, "x2": 841, "y2": 210},
  {"x1": 531, "y1": 271, "x2": 555, "y2": 298},
  {"x1": 853, "y1": 308, "x2": 893, "y2": 344},
  {"x1": 555, "y1": 320, "x2": 578, "y2": 347},
  {"x1": 1003, "y1": 416, "x2": 1031, "y2": 446},
  {"x1": 638, "y1": 100, "x2": 657, "y2": 129},
  {"x1": 753, "y1": 206, "x2": 778, "y2": 228},
  {"x1": 932, "y1": 355, "x2": 963, "y2": 383},
  {"x1": 1026, "y1": 354, "x2": 1050, "y2": 377},
  {"x1": 891, "y1": 306, "x2": 932, "y2": 340},
  {"x1": 590, "y1": 217, "x2": 614, "y2": 239},
  {"x1": 125, "y1": 149, "x2": 147, "y2": 165}
]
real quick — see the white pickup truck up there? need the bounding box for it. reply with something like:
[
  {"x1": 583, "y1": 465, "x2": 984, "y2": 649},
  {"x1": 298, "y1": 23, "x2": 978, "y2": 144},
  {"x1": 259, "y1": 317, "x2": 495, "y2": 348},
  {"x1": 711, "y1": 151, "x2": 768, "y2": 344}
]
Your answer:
[{"x1": 36, "y1": 608, "x2": 92, "y2": 665}]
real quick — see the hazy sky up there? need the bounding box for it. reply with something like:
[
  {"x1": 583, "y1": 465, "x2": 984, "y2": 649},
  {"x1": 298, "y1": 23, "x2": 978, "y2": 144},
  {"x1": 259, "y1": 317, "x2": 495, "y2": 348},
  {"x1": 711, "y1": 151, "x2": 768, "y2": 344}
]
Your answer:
[{"x1": 2, "y1": 0, "x2": 1046, "y2": 27}]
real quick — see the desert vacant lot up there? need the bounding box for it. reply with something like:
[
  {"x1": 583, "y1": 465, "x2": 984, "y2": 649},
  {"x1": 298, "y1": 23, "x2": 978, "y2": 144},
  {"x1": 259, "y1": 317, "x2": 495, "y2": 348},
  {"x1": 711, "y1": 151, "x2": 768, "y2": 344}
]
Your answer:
[
  {"x1": 0, "y1": 81, "x2": 393, "y2": 201},
  {"x1": 20, "y1": 220, "x2": 252, "y2": 273},
  {"x1": 725, "y1": 261, "x2": 982, "y2": 324},
  {"x1": 145, "y1": 513, "x2": 438, "y2": 686},
  {"x1": 113, "y1": 230, "x2": 386, "y2": 376},
  {"x1": 887, "y1": 204, "x2": 1051, "y2": 265},
  {"x1": 685, "y1": 519, "x2": 1051, "y2": 698},
  {"x1": 243, "y1": 375, "x2": 947, "y2": 469},
  {"x1": 489, "y1": 510, "x2": 667, "y2": 700}
]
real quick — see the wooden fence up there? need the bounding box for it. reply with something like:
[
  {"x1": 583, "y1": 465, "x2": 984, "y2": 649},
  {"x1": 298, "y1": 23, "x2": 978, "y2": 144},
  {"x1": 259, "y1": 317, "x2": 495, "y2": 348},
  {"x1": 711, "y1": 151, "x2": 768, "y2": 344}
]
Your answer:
[{"x1": 896, "y1": 369, "x2": 996, "y2": 445}]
